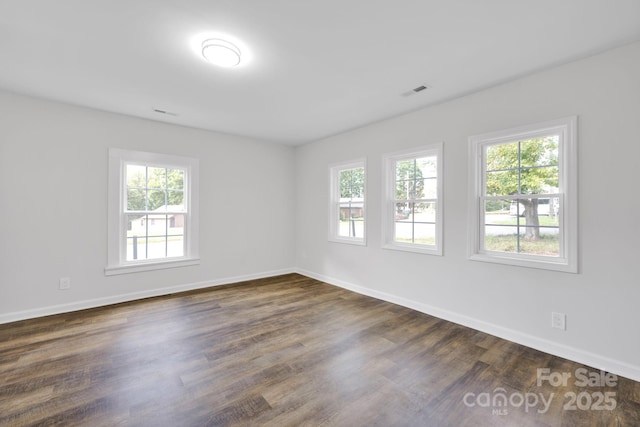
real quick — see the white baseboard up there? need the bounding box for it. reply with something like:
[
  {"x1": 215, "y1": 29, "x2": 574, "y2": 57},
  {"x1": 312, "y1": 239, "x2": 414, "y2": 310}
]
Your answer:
[
  {"x1": 0, "y1": 268, "x2": 295, "y2": 325},
  {"x1": 296, "y1": 268, "x2": 640, "y2": 383}
]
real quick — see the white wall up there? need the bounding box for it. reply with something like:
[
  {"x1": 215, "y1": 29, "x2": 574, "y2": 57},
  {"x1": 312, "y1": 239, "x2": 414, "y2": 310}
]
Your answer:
[
  {"x1": 295, "y1": 42, "x2": 640, "y2": 380},
  {"x1": 0, "y1": 92, "x2": 296, "y2": 320}
]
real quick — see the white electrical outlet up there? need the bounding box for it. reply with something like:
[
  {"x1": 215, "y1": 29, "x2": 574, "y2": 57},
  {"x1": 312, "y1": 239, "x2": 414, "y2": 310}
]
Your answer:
[
  {"x1": 551, "y1": 312, "x2": 566, "y2": 330},
  {"x1": 59, "y1": 277, "x2": 71, "y2": 290}
]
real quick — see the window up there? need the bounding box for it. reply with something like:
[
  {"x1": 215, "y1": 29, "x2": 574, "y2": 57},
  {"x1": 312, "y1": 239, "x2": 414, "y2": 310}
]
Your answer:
[
  {"x1": 468, "y1": 116, "x2": 577, "y2": 272},
  {"x1": 329, "y1": 160, "x2": 366, "y2": 245},
  {"x1": 106, "y1": 149, "x2": 199, "y2": 275},
  {"x1": 383, "y1": 144, "x2": 443, "y2": 255}
]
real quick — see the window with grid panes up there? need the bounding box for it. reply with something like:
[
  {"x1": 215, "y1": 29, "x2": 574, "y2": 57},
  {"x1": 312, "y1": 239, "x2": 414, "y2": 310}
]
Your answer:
[
  {"x1": 329, "y1": 160, "x2": 366, "y2": 245},
  {"x1": 468, "y1": 117, "x2": 577, "y2": 272},
  {"x1": 383, "y1": 144, "x2": 443, "y2": 255},
  {"x1": 106, "y1": 149, "x2": 199, "y2": 275}
]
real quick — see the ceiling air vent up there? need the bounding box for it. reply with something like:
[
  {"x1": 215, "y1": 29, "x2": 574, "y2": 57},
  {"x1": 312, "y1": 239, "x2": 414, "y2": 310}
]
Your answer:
[
  {"x1": 153, "y1": 108, "x2": 178, "y2": 117},
  {"x1": 401, "y1": 84, "x2": 430, "y2": 97}
]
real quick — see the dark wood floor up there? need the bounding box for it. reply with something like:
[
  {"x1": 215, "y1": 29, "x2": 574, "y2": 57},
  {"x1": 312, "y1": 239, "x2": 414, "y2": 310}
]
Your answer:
[{"x1": 1, "y1": 274, "x2": 639, "y2": 426}]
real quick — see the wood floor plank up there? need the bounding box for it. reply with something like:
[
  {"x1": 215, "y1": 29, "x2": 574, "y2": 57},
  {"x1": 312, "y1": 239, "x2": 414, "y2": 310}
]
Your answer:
[{"x1": 1, "y1": 273, "x2": 638, "y2": 426}]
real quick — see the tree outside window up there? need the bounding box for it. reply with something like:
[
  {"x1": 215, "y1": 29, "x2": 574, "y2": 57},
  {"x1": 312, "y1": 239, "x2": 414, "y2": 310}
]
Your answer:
[
  {"x1": 468, "y1": 116, "x2": 577, "y2": 272},
  {"x1": 484, "y1": 136, "x2": 560, "y2": 256}
]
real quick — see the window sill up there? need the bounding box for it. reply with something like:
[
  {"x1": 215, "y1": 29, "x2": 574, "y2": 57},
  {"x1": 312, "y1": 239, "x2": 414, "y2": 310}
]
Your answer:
[
  {"x1": 328, "y1": 237, "x2": 366, "y2": 246},
  {"x1": 469, "y1": 253, "x2": 576, "y2": 273},
  {"x1": 105, "y1": 258, "x2": 200, "y2": 276},
  {"x1": 383, "y1": 243, "x2": 442, "y2": 256}
]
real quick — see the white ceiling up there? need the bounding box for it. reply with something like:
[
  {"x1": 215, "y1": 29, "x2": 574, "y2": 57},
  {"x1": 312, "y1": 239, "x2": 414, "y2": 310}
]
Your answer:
[{"x1": 1, "y1": 1, "x2": 639, "y2": 145}]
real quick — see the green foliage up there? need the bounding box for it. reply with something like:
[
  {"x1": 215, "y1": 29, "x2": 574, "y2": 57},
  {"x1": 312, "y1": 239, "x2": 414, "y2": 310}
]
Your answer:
[
  {"x1": 339, "y1": 167, "x2": 365, "y2": 199},
  {"x1": 395, "y1": 159, "x2": 425, "y2": 201},
  {"x1": 485, "y1": 137, "x2": 558, "y2": 196},
  {"x1": 126, "y1": 165, "x2": 185, "y2": 211},
  {"x1": 485, "y1": 137, "x2": 559, "y2": 240}
]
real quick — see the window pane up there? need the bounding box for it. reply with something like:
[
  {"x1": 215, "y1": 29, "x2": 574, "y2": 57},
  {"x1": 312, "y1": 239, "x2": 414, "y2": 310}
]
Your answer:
[
  {"x1": 395, "y1": 180, "x2": 409, "y2": 200},
  {"x1": 508, "y1": 199, "x2": 525, "y2": 217},
  {"x1": 147, "y1": 167, "x2": 166, "y2": 189},
  {"x1": 395, "y1": 202, "x2": 410, "y2": 220},
  {"x1": 414, "y1": 222, "x2": 436, "y2": 245},
  {"x1": 338, "y1": 207, "x2": 364, "y2": 237},
  {"x1": 520, "y1": 166, "x2": 559, "y2": 194},
  {"x1": 339, "y1": 169, "x2": 352, "y2": 198},
  {"x1": 127, "y1": 189, "x2": 145, "y2": 211},
  {"x1": 416, "y1": 156, "x2": 437, "y2": 178},
  {"x1": 168, "y1": 214, "x2": 185, "y2": 234},
  {"x1": 338, "y1": 204, "x2": 363, "y2": 219},
  {"x1": 484, "y1": 229, "x2": 518, "y2": 253},
  {"x1": 415, "y1": 202, "x2": 436, "y2": 223},
  {"x1": 338, "y1": 203, "x2": 349, "y2": 221},
  {"x1": 422, "y1": 178, "x2": 437, "y2": 199},
  {"x1": 350, "y1": 219, "x2": 364, "y2": 238},
  {"x1": 484, "y1": 219, "x2": 519, "y2": 237},
  {"x1": 339, "y1": 167, "x2": 364, "y2": 199},
  {"x1": 127, "y1": 236, "x2": 147, "y2": 261},
  {"x1": 485, "y1": 142, "x2": 519, "y2": 171},
  {"x1": 147, "y1": 190, "x2": 166, "y2": 211},
  {"x1": 352, "y1": 180, "x2": 364, "y2": 199},
  {"x1": 485, "y1": 199, "x2": 518, "y2": 225},
  {"x1": 483, "y1": 222, "x2": 559, "y2": 257},
  {"x1": 519, "y1": 227, "x2": 560, "y2": 256},
  {"x1": 127, "y1": 214, "x2": 146, "y2": 235},
  {"x1": 394, "y1": 221, "x2": 413, "y2": 243},
  {"x1": 339, "y1": 170, "x2": 351, "y2": 198},
  {"x1": 485, "y1": 170, "x2": 518, "y2": 196},
  {"x1": 337, "y1": 218, "x2": 350, "y2": 237},
  {"x1": 484, "y1": 198, "x2": 511, "y2": 217},
  {"x1": 406, "y1": 179, "x2": 423, "y2": 200},
  {"x1": 339, "y1": 217, "x2": 362, "y2": 237},
  {"x1": 486, "y1": 139, "x2": 559, "y2": 196},
  {"x1": 526, "y1": 200, "x2": 559, "y2": 221},
  {"x1": 520, "y1": 136, "x2": 559, "y2": 167},
  {"x1": 147, "y1": 214, "x2": 167, "y2": 237},
  {"x1": 168, "y1": 169, "x2": 184, "y2": 190},
  {"x1": 126, "y1": 165, "x2": 146, "y2": 188},
  {"x1": 167, "y1": 235, "x2": 185, "y2": 258},
  {"x1": 396, "y1": 159, "x2": 415, "y2": 180},
  {"x1": 408, "y1": 202, "x2": 416, "y2": 221},
  {"x1": 506, "y1": 198, "x2": 560, "y2": 219},
  {"x1": 147, "y1": 236, "x2": 167, "y2": 259},
  {"x1": 167, "y1": 191, "x2": 184, "y2": 210}
]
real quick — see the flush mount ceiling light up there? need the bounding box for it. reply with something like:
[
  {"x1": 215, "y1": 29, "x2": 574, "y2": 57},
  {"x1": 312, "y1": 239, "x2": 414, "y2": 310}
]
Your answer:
[{"x1": 202, "y1": 38, "x2": 241, "y2": 67}]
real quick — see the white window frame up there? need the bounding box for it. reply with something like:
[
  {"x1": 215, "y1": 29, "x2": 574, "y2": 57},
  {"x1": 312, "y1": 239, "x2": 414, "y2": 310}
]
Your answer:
[
  {"x1": 106, "y1": 148, "x2": 200, "y2": 275},
  {"x1": 468, "y1": 116, "x2": 578, "y2": 273},
  {"x1": 382, "y1": 143, "x2": 443, "y2": 255},
  {"x1": 328, "y1": 159, "x2": 366, "y2": 246}
]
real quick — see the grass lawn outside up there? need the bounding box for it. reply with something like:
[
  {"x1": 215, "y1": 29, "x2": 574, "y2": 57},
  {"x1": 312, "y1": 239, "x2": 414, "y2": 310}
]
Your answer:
[{"x1": 484, "y1": 234, "x2": 559, "y2": 256}]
